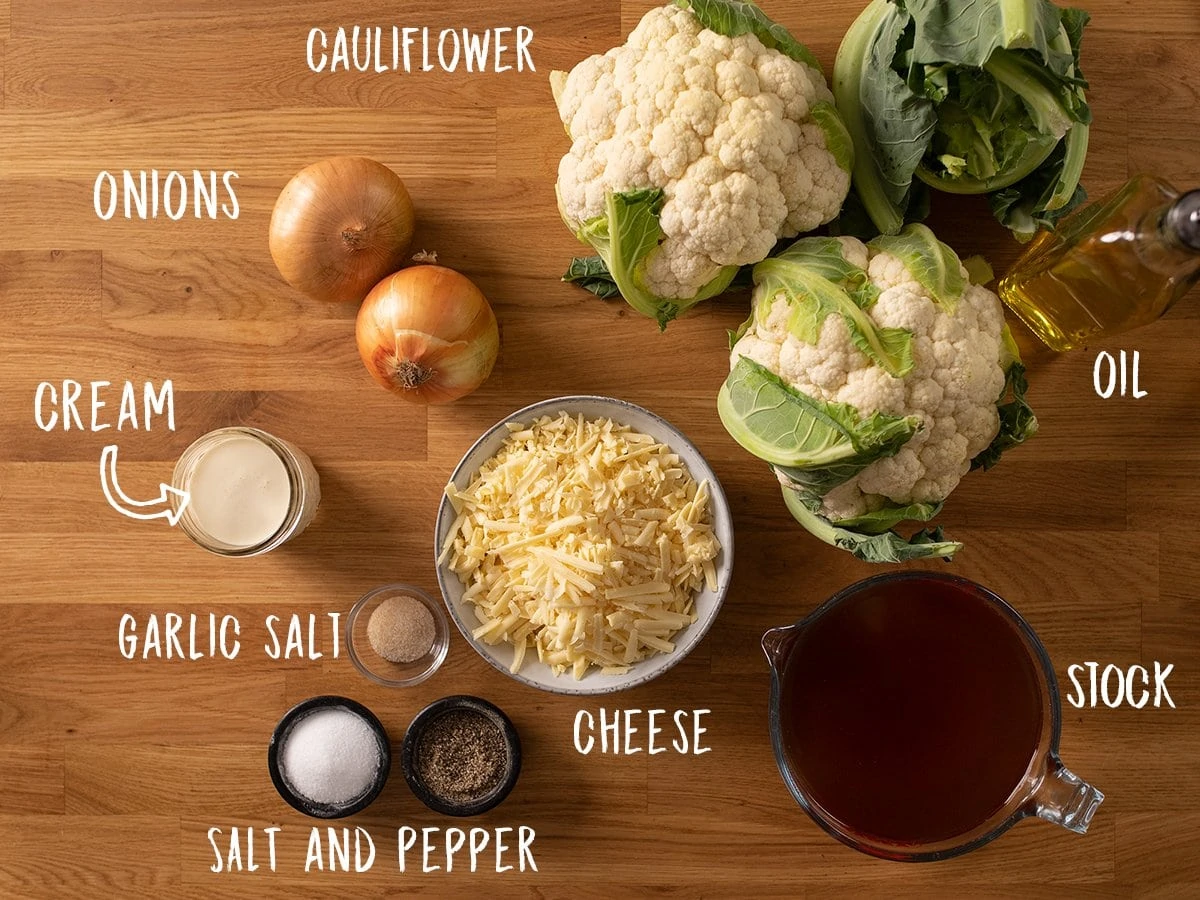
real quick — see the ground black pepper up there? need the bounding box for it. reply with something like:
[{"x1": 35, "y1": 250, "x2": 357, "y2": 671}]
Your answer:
[{"x1": 414, "y1": 708, "x2": 508, "y2": 801}]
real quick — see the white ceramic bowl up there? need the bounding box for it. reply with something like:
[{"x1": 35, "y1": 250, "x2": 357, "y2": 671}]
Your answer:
[{"x1": 434, "y1": 395, "x2": 734, "y2": 696}]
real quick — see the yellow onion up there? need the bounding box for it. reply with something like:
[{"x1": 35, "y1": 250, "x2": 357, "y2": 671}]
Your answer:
[
  {"x1": 356, "y1": 265, "x2": 499, "y2": 404},
  {"x1": 269, "y1": 156, "x2": 415, "y2": 303}
]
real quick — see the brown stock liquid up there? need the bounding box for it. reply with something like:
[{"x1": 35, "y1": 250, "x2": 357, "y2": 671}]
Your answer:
[{"x1": 780, "y1": 577, "x2": 1045, "y2": 847}]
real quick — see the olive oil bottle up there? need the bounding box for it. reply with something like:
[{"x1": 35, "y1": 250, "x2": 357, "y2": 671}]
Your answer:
[{"x1": 998, "y1": 175, "x2": 1200, "y2": 351}]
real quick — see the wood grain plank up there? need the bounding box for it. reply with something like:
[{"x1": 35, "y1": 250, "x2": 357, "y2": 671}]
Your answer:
[
  {"x1": 949, "y1": 460, "x2": 1127, "y2": 530},
  {"x1": 1141, "y1": 536, "x2": 1200, "y2": 686},
  {"x1": 0, "y1": 176, "x2": 280, "y2": 252},
  {"x1": 0, "y1": 815, "x2": 180, "y2": 898},
  {"x1": 1135, "y1": 887, "x2": 1200, "y2": 900},
  {"x1": 100, "y1": 250, "x2": 349, "y2": 322},
  {"x1": 712, "y1": 526, "x2": 1153, "y2": 678},
  {"x1": 494, "y1": 302, "x2": 744, "y2": 396},
  {"x1": 1080, "y1": 0, "x2": 1200, "y2": 35},
  {"x1": 0, "y1": 175, "x2": 563, "y2": 255},
  {"x1": 65, "y1": 745, "x2": 286, "y2": 818},
  {"x1": 496, "y1": 106, "x2": 564, "y2": 182},
  {"x1": 0, "y1": 320, "x2": 366, "y2": 390},
  {"x1": 999, "y1": 323, "x2": 1200, "y2": 463},
  {"x1": 0, "y1": 0, "x2": 1197, "y2": 892},
  {"x1": 1, "y1": 390, "x2": 428, "y2": 463},
  {"x1": 808, "y1": 887, "x2": 1129, "y2": 900},
  {"x1": 0, "y1": 109, "x2": 496, "y2": 180},
  {"x1": 100, "y1": 249, "x2": 590, "y2": 322},
  {"x1": 1087, "y1": 37, "x2": 1200, "y2": 121},
  {"x1": 1129, "y1": 465, "x2": 1197, "y2": 532},
  {"x1": 0, "y1": 250, "x2": 101, "y2": 321},
  {"x1": 0, "y1": 745, "x2": 65, "y2": 814},
  {"x1": 1116, "y1": 815, "x2": 1200, "y2": 891},
  {"x1": 4, "y1": 3, "x2": 612, "y2": 112},
  {"x1": 2, "y1": 674, "x2": 288, "y2": 745},
  {"x1": 1070, "y1": 725, "x2": 1200, "y2": 812},
  {"x1": 0, "y1": 532, "x2": 434, "y2": 605},
  {"x1": 0, "y1": 461, "x2": 444, "y2": 537}
]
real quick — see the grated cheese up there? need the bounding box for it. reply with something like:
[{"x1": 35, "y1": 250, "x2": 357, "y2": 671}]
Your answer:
[{"x1": 439, "y1": 412, "x2": 721, "y2": 680}]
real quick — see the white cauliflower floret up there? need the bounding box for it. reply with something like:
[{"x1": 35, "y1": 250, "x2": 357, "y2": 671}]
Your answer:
[
  {"x1": 833, "y1": 235, "x2": 869, "y2": 270},
  {"x1": 871, "y1": 285, "x2": 937, "y2": 334},
  {"x1": 555, "y1": 4, "x2": 850, "y2": 301},
  {"x1": 730, "y1": 235, "x2": 1008, "y2": 522},
  {"x1": 779, "y1": 316, "x2": 854, "y2": 395}
]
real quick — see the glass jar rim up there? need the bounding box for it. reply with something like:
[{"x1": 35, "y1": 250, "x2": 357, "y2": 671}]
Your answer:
[{"x1": 171, "y1": 426, "x2": 310, "y2": 557}]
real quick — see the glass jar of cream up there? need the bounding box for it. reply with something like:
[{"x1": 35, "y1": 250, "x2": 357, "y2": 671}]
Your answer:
[{"x1": 171, "y1": 427, "x2": 320, "y2": 556}]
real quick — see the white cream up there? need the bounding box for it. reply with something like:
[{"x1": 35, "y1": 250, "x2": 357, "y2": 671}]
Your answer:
[{"x1": 188, "y1": 434, "x2": 291, "y2": 549}]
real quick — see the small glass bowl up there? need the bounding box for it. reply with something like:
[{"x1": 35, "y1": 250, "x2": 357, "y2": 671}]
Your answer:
[
  {"x1": 268, "y1": 695, "x2": 391, "y2": 819},
  {"x1": 346, "y1": 584, "x2": 450, "y2": 687}
]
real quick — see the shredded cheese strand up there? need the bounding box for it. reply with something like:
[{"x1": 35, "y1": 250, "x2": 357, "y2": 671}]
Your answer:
[{"x1": 442, "y1": 412, "x2": 720, "y2": 679}]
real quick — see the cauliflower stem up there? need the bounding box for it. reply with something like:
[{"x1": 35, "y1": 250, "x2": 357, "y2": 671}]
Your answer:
[
  {"x1": 782, "y1": 487, "x2": 963, "y2": 563},
  {"x1": 829, "y1": 498, "x2": 942, "y2": 535},
  {"x1": 579, "y1": 188, "x2": 740, "y2": 329}
]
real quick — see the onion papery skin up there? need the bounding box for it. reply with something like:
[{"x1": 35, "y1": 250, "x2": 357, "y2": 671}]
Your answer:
[
  {"x1": 269, "y1": 156, "x2": 415, "y2": 303},
  {"x1": 356, "y1": 265, "x2": 500, "y2": 404}
]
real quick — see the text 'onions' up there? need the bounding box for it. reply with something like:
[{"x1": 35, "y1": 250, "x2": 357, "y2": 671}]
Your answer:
[
  {"x1": 269, "y1": 156, "x2": 415, "y2": 303},
  {"x1": 356, "y1": 266, "x2": 499, "y2": 404}
]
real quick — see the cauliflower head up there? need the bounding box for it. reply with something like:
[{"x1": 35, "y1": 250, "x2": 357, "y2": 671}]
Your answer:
[
  {"x1": 718, "y1": 224, "x2": 1037, "y2": 563},
  {"x1": 553, "y1": 1, "x2": 852, "y2": 327}
]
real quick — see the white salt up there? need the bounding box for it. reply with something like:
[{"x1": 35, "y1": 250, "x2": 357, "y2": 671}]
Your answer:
[{"x1": 280, "y1": 706, "x2": 382, "y2": 806}]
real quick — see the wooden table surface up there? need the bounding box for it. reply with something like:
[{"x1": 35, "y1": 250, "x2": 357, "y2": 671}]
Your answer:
[{"x1": 2, "y1": 0, "x2": 1199, "y2": 896}]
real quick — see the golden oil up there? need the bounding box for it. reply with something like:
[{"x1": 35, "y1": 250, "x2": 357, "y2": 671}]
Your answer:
[{"x1": 998, "y1": 175, "x2": 1200, "y2": 351}]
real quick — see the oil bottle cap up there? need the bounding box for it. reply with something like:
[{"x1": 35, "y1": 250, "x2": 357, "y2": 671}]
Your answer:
[{"x1": 1166, "y1": 190, "x2": 1200, "y2": 251}]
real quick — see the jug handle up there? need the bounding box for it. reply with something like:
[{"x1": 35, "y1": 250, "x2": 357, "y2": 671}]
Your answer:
[
  {"x1": 761, "y1": 626, "x2": 797, "y2": 670},
  {"x1": 1029, "y1": 759, "x2": 1105, "y2": 834}
]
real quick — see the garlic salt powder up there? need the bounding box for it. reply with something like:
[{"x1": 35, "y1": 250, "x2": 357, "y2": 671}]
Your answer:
[{"x1": 438, "y1": 413, "x2": 720, "y2": 679}]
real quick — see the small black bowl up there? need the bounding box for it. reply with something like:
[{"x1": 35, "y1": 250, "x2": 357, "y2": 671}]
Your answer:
[
  {"x1": 268, "y1": 695, "x2": 391, "y2": 818},
  {"x1": 401, "y1": 695, "x2": 521, "y2": 817}
]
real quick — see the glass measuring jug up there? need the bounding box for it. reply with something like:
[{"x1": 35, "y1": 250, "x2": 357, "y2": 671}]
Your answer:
[{"x1": 763, "y1": 571, "x2": 1103, "y2": 861}]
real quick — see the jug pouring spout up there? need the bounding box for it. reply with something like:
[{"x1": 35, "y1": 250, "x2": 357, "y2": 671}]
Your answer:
[{"x1": 761, "y1": 625, "x2": 797, "y2": 670}]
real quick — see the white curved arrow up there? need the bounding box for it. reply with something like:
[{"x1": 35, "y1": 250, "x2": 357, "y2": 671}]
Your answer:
[{"x1": 100, "y1": 445, "x2": 189, "y2": 526}]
